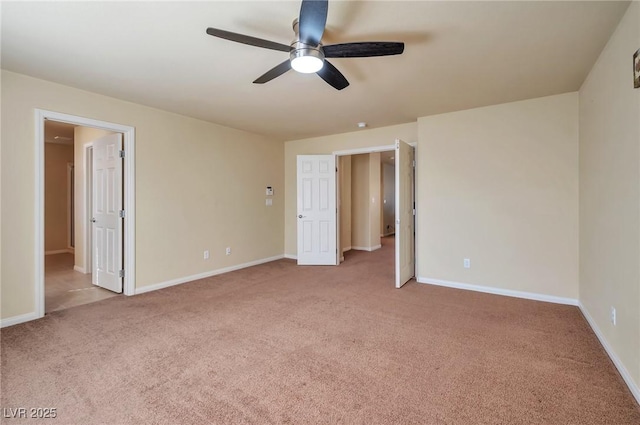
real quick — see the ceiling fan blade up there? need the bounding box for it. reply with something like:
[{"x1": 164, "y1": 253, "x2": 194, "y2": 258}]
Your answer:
[
  {"x1": 253, "y1": 60, "x2": 292, "y2": 84},
  {"x1": 324, "y1": 42, "x2": 405, "y2": 58},
  {"x1": 206, "y1": 28, "x2": 291, "y2": 52},
  {"x1": 317, "y1": 60, "x2": 349, "y2": 90},
  {"x1": 298, "y1": 0, "x2": 328, "y2": 46}
]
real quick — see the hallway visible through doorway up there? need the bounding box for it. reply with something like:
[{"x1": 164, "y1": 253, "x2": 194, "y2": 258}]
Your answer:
[{"x1": 45, "y1": 253, "x2": 118, "y2": 312}]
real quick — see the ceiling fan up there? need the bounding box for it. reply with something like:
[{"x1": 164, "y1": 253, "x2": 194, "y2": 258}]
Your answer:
[{"x1": 206, "y1": 0, "x2": 404, "y2": 90}]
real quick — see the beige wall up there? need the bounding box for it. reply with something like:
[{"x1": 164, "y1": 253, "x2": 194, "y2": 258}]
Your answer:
[
  {"x1": 284, "y1": 123, "x2": 418, "y2": 255},
  {"x1": 351, "y1": 154, "x2": 370, "y2": 249},
  {"x1": 579, "y1": 1, "x2": 640, "y2": 390},
  {"x1": 382, "y1": 163, "x2": 395, "y2": 236},
  {"x1": 417, "y1": 93, "x2": 579, "y2": 299},
  {"x1": 1, "y1": 70, "x2": 284, "y2": 320},
  {"x1": 73, "y1": 126, "x2": 115, "y2": 273},
  {"x1": 339, "y1": 156, "x2": 352, "y2": 253},
  {"x1": 350, "y1": 153, "x2": 382, "y2": 251},
  {"x1": 368, "y1": 152, "x2": 381, "y2": 249},
  {"x1": 44, "y1": 143, "x2": 74, "y2": 252}
]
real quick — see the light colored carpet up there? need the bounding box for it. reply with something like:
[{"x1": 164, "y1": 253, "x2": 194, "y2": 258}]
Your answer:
[{"x1": 2, "y1": 237, "x2": 639, "y2": 424}]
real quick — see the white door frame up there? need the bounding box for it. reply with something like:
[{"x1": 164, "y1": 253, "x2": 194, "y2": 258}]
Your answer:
[
  {"x1": 66, "y1": 162, "x2": 75, "y2": 252},
  {"x1": 332, "y1": 143, "x2": 418, "y2": 285},
  {"x1": 35, "y1": 109, "x2": 136, "y2": 319},
  {"x1": 82, "y1": 142, "x2": 94, "y2": 275}
]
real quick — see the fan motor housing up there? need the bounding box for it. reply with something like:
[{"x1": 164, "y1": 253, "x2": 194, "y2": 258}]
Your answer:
[{"x1": 290, "y1": 41, "x2": 325, "y2": 73}]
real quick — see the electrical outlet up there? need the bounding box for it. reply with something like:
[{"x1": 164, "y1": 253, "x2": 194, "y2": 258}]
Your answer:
[
  {"x1": 203, "y1": 250, "x2": 209, "y2": 260},
  {"x1": 463, "y1": 258, "x2": 471, "y2": 269},
  {"x1": 226, "y1": 247, "x2": 231, "y2": 256},
  {"x1": 610, "y1": 306, "x2": 616, "y2": 326}
]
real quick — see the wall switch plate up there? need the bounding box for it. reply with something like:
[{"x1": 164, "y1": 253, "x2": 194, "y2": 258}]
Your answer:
[
  {"x1": 203, "y1": 250, "x2": 209, "y2": 260},
  {"x1": 266, "y1": 187, "x2": 274, "y2": 196},
  {"x1": 266, "y1": 198, "x2": 273, "y2": 206},
  {"x1": 610, "y1": 306, "x2": 616, "y2": 326},
  {"x1": 226, "y1": 247, "x2": 231, "y2": 256},
  {"x1": 464, "y1": 258, "x2": 471, "y2": 268}
]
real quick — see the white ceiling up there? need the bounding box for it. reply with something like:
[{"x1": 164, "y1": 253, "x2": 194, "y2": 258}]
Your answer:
[{"x1": 1, "y1": 1, "x2": 629, "y2": 141}]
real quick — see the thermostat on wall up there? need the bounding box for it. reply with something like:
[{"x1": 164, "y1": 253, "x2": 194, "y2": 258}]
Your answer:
[{"x1": 266, "y1": 186, "x2": 274, "y2": 196}]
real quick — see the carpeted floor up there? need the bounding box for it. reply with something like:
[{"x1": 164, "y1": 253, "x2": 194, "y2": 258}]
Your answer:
[{"x1": 2, "y1": 237, "x2": 639, "y2": 424}]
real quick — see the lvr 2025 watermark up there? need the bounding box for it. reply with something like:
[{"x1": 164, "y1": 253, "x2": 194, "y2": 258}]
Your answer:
[{"x1": 2, "y1": 407, "x2": 57, "y2": 419}]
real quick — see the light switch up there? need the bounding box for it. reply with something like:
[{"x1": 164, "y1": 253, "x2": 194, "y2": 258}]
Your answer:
[{"x1": 266, "y1": 198, "x2": 273, "y2": 206}]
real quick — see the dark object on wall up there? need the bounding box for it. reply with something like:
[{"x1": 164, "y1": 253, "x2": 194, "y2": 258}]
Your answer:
[{"x1": 634, "y1": 48, "x2": 640, "y2": 89}]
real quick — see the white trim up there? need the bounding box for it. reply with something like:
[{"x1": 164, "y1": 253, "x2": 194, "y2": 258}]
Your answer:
[
  {"x1": 73, "y1": 265, "x2": 87, "y2": 274},
  {"x1": 83, "y1": 142, "x2": 94, "y2": 277},
  {"x1": 1, "y1": 312, "x2": 40, "y2": 328},
  {"x1": 135, "y1": 255, "x2": 284, "y2": 295},
  {"x1": 416, "y1": 277, "x2": 578, "y2": 306},
  {"x1": 381, "y1": 232, "x2": 395, "y2": 237},
  {"x1": 332, "y1": 144, "x2": 396, "y2": 157},
  {"x1": 342, "y1": 246, "x2": 352, "y2": 252},
  {"x1": 67, "y1": 162, "x2": 74, "y2": 251},
  {"x1": 284, "y1": 254, "x2": 297, "y2": 260},
  {"x1": 35, "y1": 109, "x2": 136, "y2": 321},
  {"x1": 45, "y1": 249, "x2": 73, "y2": 255},
  {"x1": 579, "y1": 302, "x2": 640, "y2": 405},
  {"x1": 352, "y1": 245, "x2": 382, "y2": 252}
]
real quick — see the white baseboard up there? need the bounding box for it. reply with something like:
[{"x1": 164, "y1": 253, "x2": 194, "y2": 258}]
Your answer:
[
  {"x1": 73, "y1": 265, "x2": 87, "y2": 274},
  {"x1": 579, "y1": 302, "x2": 640, "y2": 405},
  {"x1": 342, "y1": 246, "x2": 352, "y2": 253},
  {"x1": 0, "y1": 312, "x2": 40, "y2": 328},
  {"x1": 45, "y1": 249, "x2": 73, "y2": 255},
  {"x1": 352, "y1": 245, "x2": 382, "y2": 252},
  {"x1": 416, "y1": 277, "x2": 578, "y2": 306},
  {"x1": 135, "y1": 255, "x2": 285, "y2": 295},
  {"x1": 382, "y1": 232, "x2": 395, "y2": 237},
  {"x1": 284, "y1": 254, "x2": 297, "y2": 260}
]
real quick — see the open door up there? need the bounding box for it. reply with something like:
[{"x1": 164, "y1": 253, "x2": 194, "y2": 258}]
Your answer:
[
  {"x1": 92, "y1": 133, "x2": 123, "y2": 293},
  {"x1": 297, "y1": 155, "x2": 337, "y2": 265},
  {"x1": 395, "y1": 139, "x2": 415, "y2": 288}
]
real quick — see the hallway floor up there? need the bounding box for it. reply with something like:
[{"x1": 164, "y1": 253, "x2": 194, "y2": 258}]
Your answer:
[{"x1": 45, "y1": 253, "x2": 119, "y2": 313}]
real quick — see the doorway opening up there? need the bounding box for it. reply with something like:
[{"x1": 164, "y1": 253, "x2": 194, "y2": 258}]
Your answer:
[
  {"x1": 335, "y1": 142, "x2": 415, "y2": 288},
  {"x1": 44, "y1": 121, "x2": 121, "y2": 312},
  {"x1": 337, "y1": 150, "x2": 396, "y2": 262},
  {"x1": 36, "y1": 110, "x2": 136, "y2": 319}
]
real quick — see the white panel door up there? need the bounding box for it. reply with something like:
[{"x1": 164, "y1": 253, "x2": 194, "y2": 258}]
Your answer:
[
  {"x1": 297, "y1": 155, "x2": 337, "y2": 265},
  {"x1": 92, "y1": 133, "x2": 123, "y2": 293},
  {"x1": 395, "y1": 139, "x2": 415, "y2": 288}
]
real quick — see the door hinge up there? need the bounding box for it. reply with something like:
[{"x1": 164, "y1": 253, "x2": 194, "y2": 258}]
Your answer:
[
  {"x1": 118, "y1": 269, "x2": 125, "y2": 278},
  {"x1": 119, "y1": 150, "x2": 125, "y2": 158},
  {"x1": 412, "y1": 160, "x2": 416, "y2": 168},
  {"x1": 118, "y1": 210, "x2": 125, "y2": 218},
  {"x1": 413, "y1": 209, "x2": 416, "y2": 216}
]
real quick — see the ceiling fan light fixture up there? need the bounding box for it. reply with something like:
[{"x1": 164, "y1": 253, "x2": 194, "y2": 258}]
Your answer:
[{"x1": 290, "y1": 46, "x2": 324, "y2": 73}]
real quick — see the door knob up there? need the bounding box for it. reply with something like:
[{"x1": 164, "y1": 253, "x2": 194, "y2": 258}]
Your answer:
[
  {"x1": 91, "y1": 218, "x2": 96, "y2": 223},
  {"x1": 298, "y1": 215, "x2": 306, "y2": 218}
]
